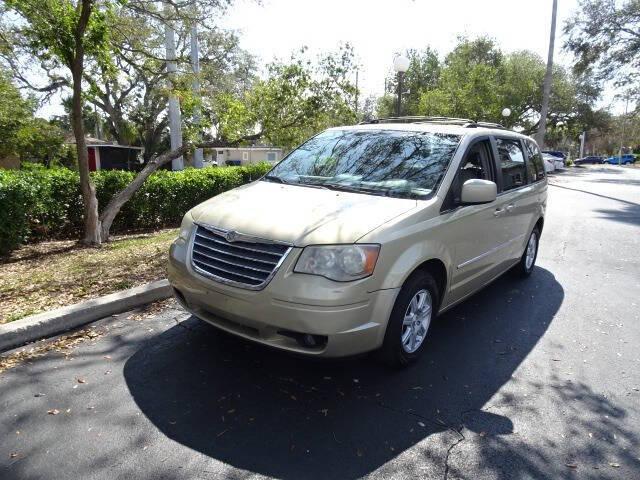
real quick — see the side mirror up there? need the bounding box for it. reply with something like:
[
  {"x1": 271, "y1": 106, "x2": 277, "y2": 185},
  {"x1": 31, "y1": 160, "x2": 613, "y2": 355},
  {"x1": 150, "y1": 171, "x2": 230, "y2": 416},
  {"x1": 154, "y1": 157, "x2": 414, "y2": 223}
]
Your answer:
[{"x1": 460, "y1": 179, "x2": 497, "y2": 204}]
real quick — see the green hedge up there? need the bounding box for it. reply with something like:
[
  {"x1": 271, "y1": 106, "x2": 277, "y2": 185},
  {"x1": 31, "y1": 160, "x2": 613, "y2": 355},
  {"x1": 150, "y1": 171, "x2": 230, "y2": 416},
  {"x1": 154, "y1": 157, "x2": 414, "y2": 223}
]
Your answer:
[{"x1": 0, "y1": 163, "x2": 272, "y2": 254}]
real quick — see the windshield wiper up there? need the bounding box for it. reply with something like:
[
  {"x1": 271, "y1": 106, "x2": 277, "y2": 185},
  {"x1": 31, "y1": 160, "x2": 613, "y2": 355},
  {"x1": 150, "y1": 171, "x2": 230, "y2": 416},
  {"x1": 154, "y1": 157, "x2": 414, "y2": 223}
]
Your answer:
[
  {"x1": 321, "y1": 183, "x2": 390, "y2": 197},
  {"x1": 262, "y1": 175, "x2": 289, "y2": 184}
]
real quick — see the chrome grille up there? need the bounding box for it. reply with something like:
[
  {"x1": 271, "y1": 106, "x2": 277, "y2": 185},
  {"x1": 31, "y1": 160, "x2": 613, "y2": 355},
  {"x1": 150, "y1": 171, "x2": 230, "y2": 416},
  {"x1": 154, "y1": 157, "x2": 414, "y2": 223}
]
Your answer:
[{"x1": 191, "y1": 224, "x2": 291, "y2": 289}]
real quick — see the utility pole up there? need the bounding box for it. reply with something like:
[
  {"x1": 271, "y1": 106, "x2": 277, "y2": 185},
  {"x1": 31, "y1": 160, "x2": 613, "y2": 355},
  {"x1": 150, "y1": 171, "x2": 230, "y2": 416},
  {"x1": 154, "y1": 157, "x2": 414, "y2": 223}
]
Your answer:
[
  {"x1": 94, "y1": 103, "x2": 101, "y2": 140},
  {"x1": 191, "y1": 24, "x2": 203, "y2": 168},
  {"x1": 618, "y1": 95, "x2": 630, "y2": 165},
  {"x1": 164, "y1": 4, "x2": 183, "y2": 171},
  {"x1": 354, "y1": 69, "x2": 359, "y2": 117},
  {"x1": 536, "y1": 0, "x2": 558, "y2": 148}
]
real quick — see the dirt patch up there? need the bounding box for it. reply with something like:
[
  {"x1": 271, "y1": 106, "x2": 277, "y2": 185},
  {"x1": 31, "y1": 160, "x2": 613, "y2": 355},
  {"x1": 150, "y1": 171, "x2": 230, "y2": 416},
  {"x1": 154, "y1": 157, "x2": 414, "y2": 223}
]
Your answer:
[{"x1": 0, "y1": 229, "x2": 178, "y2": 323}]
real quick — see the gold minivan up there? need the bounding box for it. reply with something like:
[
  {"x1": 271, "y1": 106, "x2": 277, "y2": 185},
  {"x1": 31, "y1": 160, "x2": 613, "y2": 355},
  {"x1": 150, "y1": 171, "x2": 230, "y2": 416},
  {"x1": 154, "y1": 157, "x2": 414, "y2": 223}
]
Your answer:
[{"x1": 168, "y1": 118, "x2": 547, "y2": 366}]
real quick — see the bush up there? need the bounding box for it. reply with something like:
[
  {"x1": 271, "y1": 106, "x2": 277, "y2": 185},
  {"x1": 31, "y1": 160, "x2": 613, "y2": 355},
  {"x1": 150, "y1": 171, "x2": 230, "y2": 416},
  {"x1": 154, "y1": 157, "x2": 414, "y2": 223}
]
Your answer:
[{"x1": 0, "y1": 163, "x2": 272, "y2": 254}]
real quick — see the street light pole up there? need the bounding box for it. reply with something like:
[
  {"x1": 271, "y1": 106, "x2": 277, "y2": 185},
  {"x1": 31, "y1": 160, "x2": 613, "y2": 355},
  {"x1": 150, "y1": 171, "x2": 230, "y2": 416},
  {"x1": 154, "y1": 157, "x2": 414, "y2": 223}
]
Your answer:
[
  {"x1": 396, "y1": 71, "x2": 404, "y2": 117},
  {"x1": 393, "y1": 54, "x2": 409, "y2": 117}
]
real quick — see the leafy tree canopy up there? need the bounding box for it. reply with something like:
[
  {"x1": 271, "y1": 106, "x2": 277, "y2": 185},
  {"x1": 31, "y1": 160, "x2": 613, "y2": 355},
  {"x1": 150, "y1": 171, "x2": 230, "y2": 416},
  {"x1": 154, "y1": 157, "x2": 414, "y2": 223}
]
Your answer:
[
  {"x1": 213, "y1": 44, "x2": 358, "y2": 150},
  {"x1": 0, "y1": 69, "x2": 65, "y2": 163},
  {"x1": 564, "y1": 0, "x2": 640, "y2": 85},
  {"x1": 378, "y1": 37, "x2": 605, "y2": 140}
]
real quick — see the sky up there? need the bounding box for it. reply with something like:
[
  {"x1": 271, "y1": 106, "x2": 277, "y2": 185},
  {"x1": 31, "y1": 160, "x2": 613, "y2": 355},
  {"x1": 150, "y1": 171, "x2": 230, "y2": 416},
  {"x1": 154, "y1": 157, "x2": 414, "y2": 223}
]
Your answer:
[
  {"x1": 218, "y1": 0, "x2": 625, "y2": 112},
  {"x1": 35, "y1": 0, "x2": 628, "y2": 117}
]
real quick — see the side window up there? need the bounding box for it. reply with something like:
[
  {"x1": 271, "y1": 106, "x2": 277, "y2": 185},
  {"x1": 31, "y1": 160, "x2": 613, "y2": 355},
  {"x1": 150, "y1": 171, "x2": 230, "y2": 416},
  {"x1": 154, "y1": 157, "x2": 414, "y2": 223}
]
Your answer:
[
  {"x1": 525, "y1": 141, "x2": 545, "y2": 182},
  {"x1": 448, "y1": 140, "x2": 493, "y2": 207},
  {"x1": 496, "y1": 138, "x2": 526, "y2": 191}
]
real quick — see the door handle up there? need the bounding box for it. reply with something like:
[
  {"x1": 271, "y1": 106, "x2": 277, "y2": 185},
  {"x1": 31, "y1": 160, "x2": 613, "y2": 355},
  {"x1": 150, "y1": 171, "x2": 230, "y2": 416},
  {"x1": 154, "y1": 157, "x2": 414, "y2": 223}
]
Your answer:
[
  {"x1": 493, "y1": 208, "x2": 503, "y2": 217},
  {"x1": 506, "y1": 203, "x2": 515, "y2": 212}
]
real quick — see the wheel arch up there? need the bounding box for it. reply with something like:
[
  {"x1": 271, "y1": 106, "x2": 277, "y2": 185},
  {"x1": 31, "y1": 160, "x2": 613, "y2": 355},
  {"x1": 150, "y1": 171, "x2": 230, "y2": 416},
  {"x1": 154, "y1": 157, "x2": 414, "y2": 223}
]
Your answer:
[{"x1": 405, "y1": 258, "x2": 448, "y2": 310}]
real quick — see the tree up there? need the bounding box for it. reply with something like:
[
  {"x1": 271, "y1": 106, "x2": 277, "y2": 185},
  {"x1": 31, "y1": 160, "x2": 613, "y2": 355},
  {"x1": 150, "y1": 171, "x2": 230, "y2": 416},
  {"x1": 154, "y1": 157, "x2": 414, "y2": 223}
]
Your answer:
[
  {"x1": 213, "y1": 45, "x2": 358, "y2": 150},
  {"x1": 16, "y1": 118, "x2": 66, "y2": 165},
  {"x1": 1, "y1": 0, "x2": 250, "y2": 244},
  {"x1": 80, "y1": 7, "x2": 256, "y2": 161},
  {"x1": 4, "y1": 0, "x2": 112, "y2": 244},
  {"x1": 418, "y1": 37, "x2": 506, "y2": 121},
  {"x1": 398, "y1": 37, "x2": 604, "y2": 139},
  {"x1": 0, "y1": 69, "x2": 34, "y2": 159},
  {"x1": 0, "y1": 68, "x2": 66, "y2": 165},
  {"x1": 564, "y1": 0, "x2": 640, "y2": 85}
]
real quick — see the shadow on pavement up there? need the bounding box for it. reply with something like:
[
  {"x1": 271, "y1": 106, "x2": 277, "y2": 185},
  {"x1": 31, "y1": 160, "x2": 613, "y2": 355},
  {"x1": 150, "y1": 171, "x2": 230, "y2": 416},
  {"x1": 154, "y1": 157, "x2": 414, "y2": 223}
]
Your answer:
[
  {"x1": 124, "y1": 268, "x2": 567, "y2": 479},
  {"x1": 595, "y1": 203, "x2": 640, "y2": 226}
]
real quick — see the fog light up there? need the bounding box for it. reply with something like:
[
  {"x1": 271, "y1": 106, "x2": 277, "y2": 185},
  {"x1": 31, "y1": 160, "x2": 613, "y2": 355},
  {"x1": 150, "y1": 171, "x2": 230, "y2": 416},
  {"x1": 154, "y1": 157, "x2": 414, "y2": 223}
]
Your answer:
[{"x1": 302, "y1": 334, "x2": 316, "y2": 347}]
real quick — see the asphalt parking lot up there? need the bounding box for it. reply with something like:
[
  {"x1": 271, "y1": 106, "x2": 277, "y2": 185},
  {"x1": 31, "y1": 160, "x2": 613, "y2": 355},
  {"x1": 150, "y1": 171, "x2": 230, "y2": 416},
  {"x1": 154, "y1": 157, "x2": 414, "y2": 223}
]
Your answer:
[{"x1": 1, "y1": 165, "x2": 639, "y2": 480}]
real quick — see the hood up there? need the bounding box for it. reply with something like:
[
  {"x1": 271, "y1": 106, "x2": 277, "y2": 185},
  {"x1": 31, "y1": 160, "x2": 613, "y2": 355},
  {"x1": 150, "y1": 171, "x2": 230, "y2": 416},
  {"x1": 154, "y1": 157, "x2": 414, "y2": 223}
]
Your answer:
[{"x1": 190, "y1": 181, "x2": 417, "y2": 245}]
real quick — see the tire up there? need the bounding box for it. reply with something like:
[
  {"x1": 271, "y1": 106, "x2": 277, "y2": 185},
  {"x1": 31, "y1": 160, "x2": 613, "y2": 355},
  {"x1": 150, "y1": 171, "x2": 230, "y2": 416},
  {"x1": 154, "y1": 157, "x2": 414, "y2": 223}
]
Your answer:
[
  {"x1": 515, "y1": 227, "x2": 540, "y2": 277},
  {"x1": 379, "y1": 270, "x2": 440, "y2": 368}
]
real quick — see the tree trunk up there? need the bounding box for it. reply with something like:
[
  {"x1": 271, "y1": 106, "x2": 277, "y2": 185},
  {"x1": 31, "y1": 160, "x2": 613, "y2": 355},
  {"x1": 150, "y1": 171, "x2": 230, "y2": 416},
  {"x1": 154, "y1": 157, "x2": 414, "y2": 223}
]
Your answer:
[
  {"x1": 98, "y1": 134, "x2": 263, "y2": 241},
  {"x1": 99, "y1": 143, "x2": 190, "y2": 241},
  {"x1": 72, "y1": 0, "x2": 101, "y2": 245}
]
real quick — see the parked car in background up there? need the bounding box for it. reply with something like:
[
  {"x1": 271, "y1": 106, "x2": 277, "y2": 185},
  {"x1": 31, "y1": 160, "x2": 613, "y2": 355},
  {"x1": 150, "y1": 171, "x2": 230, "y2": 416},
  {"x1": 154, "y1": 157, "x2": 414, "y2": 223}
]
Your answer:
[
  {"x1": 169, "y1": 117, "x2": 547, "y2": 367},
  {"x1": 542, "y1": 153, "x2": 557, "y2": 172},
  {"x1": 604, "y1": 154, "x2": 636, "y2": 165},
  {"x1": 542, "y1": 150, "x2": 567, "y2": 160},
  {"x1": 574, "y1": 156, "x2": 604, "y2": 165},
  {"x1": 553, "y1": 157, "x2": 565, "y2": 170}
]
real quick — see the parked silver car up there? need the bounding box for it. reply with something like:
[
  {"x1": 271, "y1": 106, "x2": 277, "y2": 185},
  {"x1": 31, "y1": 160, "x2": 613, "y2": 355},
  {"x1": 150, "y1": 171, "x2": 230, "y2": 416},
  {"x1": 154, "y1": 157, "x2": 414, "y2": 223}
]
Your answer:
[{"x1": 169, "y1": 117, "x2": 547, "y2": 366}]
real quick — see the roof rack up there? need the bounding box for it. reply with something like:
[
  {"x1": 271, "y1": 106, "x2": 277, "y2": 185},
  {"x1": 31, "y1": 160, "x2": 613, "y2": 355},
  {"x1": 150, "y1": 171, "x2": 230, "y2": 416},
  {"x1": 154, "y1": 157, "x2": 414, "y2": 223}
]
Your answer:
[{"x1": 360, "y1": 116, "x2": 507, "y2": 130}]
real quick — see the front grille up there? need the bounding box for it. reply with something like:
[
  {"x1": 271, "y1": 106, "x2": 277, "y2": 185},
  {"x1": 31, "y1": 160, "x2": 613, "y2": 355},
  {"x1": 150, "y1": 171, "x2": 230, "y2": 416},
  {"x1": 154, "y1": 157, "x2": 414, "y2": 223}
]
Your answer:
[{"x1": 191, "y1": 224, "x2": 290, "y2": 289}]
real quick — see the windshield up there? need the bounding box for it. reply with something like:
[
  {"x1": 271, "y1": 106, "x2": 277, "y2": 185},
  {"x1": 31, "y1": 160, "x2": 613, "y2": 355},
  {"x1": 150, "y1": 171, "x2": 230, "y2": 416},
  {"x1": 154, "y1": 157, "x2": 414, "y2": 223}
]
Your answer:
[{"x1": 264, "y1": 129, "x2": 461, "y2": 199}]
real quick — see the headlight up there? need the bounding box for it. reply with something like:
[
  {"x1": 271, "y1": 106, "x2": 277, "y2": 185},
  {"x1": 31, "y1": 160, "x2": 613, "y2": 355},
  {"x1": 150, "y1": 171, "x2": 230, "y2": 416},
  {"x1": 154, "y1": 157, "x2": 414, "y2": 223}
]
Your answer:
[
  {"x1": 178, "y1": 211, "x2": 194, "y2": 240},
  {"x1": 294, "y1": 244, "x2": 380, "y2": 282}
]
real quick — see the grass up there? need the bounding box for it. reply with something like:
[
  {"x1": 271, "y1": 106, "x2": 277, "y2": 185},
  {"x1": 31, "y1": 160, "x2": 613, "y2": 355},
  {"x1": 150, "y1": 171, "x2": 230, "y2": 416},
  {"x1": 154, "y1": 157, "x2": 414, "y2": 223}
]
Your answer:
[{"x1": 0, "y1": 229, "x2": 178, "y2": 324}]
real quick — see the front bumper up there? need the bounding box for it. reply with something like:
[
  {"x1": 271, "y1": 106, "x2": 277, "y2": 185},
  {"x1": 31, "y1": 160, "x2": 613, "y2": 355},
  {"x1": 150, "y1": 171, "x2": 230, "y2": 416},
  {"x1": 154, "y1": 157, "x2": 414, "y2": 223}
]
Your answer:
[{"x1": 168, "y1": 237, "x2": 398, "y2": 357}]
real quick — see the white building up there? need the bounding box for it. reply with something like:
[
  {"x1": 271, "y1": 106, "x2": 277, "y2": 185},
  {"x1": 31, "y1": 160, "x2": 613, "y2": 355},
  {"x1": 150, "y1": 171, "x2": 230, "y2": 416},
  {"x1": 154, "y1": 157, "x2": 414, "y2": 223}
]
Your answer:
[{"x1": 205, "y1": 147, "x2": 284, "y2": 167}]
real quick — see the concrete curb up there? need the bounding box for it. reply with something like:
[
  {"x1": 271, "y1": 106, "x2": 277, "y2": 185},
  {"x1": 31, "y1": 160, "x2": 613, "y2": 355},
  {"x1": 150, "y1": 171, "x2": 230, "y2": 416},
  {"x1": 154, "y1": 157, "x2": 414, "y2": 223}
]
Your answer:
[{"x1": 0, "y1": 279, "x2": 172, "y2": 353}]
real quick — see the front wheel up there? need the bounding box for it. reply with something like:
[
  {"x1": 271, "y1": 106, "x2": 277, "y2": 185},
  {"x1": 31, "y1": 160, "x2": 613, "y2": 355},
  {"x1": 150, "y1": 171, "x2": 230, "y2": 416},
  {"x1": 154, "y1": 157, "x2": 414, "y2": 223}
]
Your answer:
[
  {"x1": 379, "y1": 271, "x2": 440, "y2": 367},
  {"x1": 515, "y1": 227, "x2": 540, "y2": 277}
]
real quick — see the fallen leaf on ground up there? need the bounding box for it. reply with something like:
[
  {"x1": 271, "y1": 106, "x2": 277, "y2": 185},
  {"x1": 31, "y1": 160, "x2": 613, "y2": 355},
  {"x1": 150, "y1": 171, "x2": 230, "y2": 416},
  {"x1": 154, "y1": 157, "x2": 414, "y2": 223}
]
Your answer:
[
  {"x1": 609, "y1": 463, "x2": 620, "y2": 468},
  {"x1": 47, "y1": 409, "x2": 60, "y2": 415},
  {"x1": 76, "y1": 378, "x2": 86, "y2": 384},
  {"x1": 565, "y1": 463, "x2": 578, "y2": 469}
]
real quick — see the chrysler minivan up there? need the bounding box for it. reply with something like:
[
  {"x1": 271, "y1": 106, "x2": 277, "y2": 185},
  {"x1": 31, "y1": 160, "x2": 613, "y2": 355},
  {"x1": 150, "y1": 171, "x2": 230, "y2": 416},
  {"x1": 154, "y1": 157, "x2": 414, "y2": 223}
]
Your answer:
[{"x1": 168, "y1": 117, "x2": 547, "y2": 366}]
